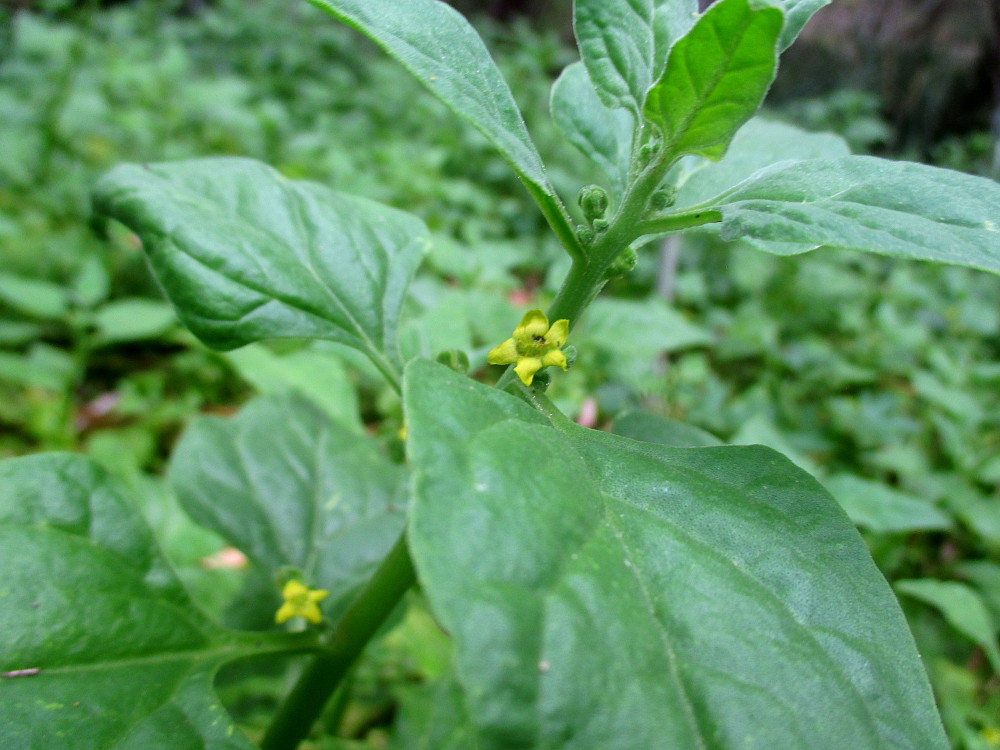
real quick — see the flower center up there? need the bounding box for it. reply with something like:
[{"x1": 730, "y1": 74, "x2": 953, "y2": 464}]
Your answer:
[{"x1": 520, "y1": 335, "x2": 549, "y2": 357}]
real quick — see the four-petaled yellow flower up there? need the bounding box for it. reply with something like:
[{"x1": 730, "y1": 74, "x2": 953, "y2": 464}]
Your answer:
[
  {"x1": 488, "y1": 309, "x2": 570, "y2": 386},
  {"x1": 275, "y1": 580, "x2": 328, "y2": 625}
]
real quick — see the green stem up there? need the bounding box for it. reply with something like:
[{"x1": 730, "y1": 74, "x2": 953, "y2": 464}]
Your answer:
[
  {"x1": 367, "y1": 350, "x2": 403, "y2": 395},
  {"x1": 493, "y1": 153, "x2": 680, "y2": 393},
  {"x1": 260, "y1": 532, "x2": 416, "y2": 750},
  {"x1": 495, "y1": 141, "x2": 718, "y2": 396},
  {"x1": 525, "y1": 182, "x2": 586, "y2": 263},
  {"x1": 546, "y1": 154, "x2": 677, "y2": 327}
]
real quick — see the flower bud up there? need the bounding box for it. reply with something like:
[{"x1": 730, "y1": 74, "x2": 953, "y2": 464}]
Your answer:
[
  {"x1": 577, "y1": 185, "x2": 609, "y2": 223},
  {"x1": 649, "y1": 186, "x2": 678, "y2": 211},
  {"x1": 435, "y1": 349, "x2": 470, "y2": 373},
  {"x1": 605, "y1": 247, "x2": 637, "y2": 279}
]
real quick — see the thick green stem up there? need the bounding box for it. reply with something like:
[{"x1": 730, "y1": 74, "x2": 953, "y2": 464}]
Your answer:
[
  {"x1": 545, "y1": 155, "x2": 676, "y2": 327},
  {"x1": 260, "y1": 532, "x2": 416, "y2": 750}
]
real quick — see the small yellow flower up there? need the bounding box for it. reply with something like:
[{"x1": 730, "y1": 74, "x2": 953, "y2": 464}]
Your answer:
[
  {"x1": 487, "y1": 309, "x2": 570, "y2": 386},
  {"x1": 275, "y1": 580, "x2": 328, "y2": 625}
]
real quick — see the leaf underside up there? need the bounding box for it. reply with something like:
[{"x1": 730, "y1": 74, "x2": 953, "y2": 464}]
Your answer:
[
  {"x1": 707, "y1": 156, "x2": 1000, "y2": 275},
  {"x1": 574, "y1": 0, "x2": 654, "y2": 113}
]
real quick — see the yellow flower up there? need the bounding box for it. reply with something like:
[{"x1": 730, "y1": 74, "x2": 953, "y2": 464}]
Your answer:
[
  {"x1": 275, "y1": 579, "x2": 328, "y2": 625},
  {"x1": 487, "y1": 309, "x2": 570, "y2": 386}
]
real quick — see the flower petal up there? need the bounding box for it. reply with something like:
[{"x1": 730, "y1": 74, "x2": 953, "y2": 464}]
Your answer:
[
  {"x1": 545, "y1": 319, "x2": 570, "y2": 347},
  {"x1": 487, "y1": 337, "x2": 519, "y2": 365},
  {"x1": 275, "y1": 602, "x2": 297, "y2": 624},
  {"x1": 282, "y1": 580, "x2": 308, "y2": 599},
  {"x1": 541, "y1": 349, "x2": 568, "y2": 370},
  {"x1": 514, "y1": 309, "x2": 549, "y2": 341},
  {"x1": 301, "y1": 602, "x2": 324, "y2": 624},
  {"x1": 514, "y1": 357, "x2": 543, "y2": 385}
]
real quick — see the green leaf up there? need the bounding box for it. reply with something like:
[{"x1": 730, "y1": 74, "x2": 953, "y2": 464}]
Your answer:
[
  {"x1": 93, "y1": 158, "x2": 428, "y2": 377},
  {"x1": 644, "y1": 0, "x2": 783, "y2": 161},
  {"x1": 612, "y1": 409, "x2": 723, "y2": 447},
  {"x1": 93, "y1": 298, "x2": 176, "y2": 346},
  {"x1": 956, "y1": 561, "x2": 1000, "y2": 628},
  {"x1": 776, "y1": 0, "x2": 830, "y2": 50},
  {"x1": 823, "y1": 474, "x2": 952, "y2": 534},
  {"x1": 0, "y1": 453, "x2": 307, "y2": 749},
  {"x1": 306, "y1": 0, "x2": 574, "y2": 251},
  {"x1": 550, "y1": 62, "x2": 634, "y2": 198},
  {"x1": 169, "y1": 394, "x2": 408, "y2": 622},
  {"x1": 224, "y1": 343, "x2": 363, "y2": 433},
  {"x1": 0, "y1": 344, "x2": 76, "y2": 391},
  {"x1": 405, "y1": 360, "x2": 948, "y2": 750},
  {"x1": 652, "y1": 0, "x2": 699, "y2": 76},
  {"x1": 72, "y1": 254, "x2": 110, "y2": 308},
  {"x1": 697, "y1": 156, "x2": 1000, "y2": 276},
  {"x1": 577, "y1": 297, "x2": 711, "y2": 389},
  {"x1": 574, "y1": 0, "x2": 654, "y2": 113},
  {"x1": 0, "y1": 321, "x2": 43, "y2": 346},
  {"x1": 675, "y1": 118, "x2": 851, "y2": 207},
  {"x1": 896, "y1": 579, "x2": 1000, "y2": 673},
  {"x1": 392, "y1": 670, "x2": 479, "y2": 750},
  {"x1": 0, "y1": 272, "x2": 70, "y2": 320}
]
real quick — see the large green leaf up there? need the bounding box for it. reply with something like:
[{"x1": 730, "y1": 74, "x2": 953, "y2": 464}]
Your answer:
[
  {"x1": 405, "y1": 360, "x2": 948, "y2": 749},
  {"x1": 305, "y1": 0, "x2": 573, "y2": 248},
  {"x1": 169, "y1": 394, "x2": 408, "y2": 622},
  {"x1": 652, "y1": 0, "x2": 699, "y2": 76},
  {"x1": 0, "y1": 453, "x2": 309, "y2": 749},
  {"x1": 644, "y1": 0, "x2": 783, "y2": 162},
  {"x1": 675, "y1": 118, "x2": 851, "y2": 207},
  {"x1": 93, "y1": 158, "x2": 428, "y2": 376},
  {"x1": 694, "y1": 156, "x2": 1000, "y2": 275},
  {"x1": 776, "y1": 0, "x2": 830, "y2": 49},
  {"x1": 224, "y1": 343, "x2": 363, "y2": 433},
  {"x1": 573, "y1": 0, "x2": 654, "y2": 114},
  {"x1": 550, "y1": 61, "x2": 634, "y2": 199}
]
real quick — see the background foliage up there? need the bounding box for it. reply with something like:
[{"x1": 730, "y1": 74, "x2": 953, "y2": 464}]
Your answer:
[{"x1": 1, "y1": 1, "x2": 998, "y2": 747}]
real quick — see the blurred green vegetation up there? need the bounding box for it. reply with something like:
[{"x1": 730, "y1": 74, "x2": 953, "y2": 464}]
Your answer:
[{"x1": 0, "y1": 1, "x2": 998, "y2": 747}]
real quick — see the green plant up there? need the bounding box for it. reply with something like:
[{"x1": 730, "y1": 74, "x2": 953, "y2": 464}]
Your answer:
[{"x1": 4, "y1": 0, "x2": 1000, "y2": 748}]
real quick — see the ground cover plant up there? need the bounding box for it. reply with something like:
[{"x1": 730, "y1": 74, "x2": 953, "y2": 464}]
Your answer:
[{"x1": 2, "y1": 0, "x2": 1000, "y2": 748}]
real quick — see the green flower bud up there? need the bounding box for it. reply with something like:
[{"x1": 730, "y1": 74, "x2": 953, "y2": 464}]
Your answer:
[
  {"x1": 604, "y1": 247, "x2": 637, "y2": 279},
  {"x1": 649, "y1": 186, "x2": 678, "y2": 211},
  {"x1": 637, "y1": 142, "x2": 658, "y2": 167},
  {"x1": 435, "y1": 349, "x2": 470, "y2": 373},
  {"x1": 577, "y1": 185, "x2": 609, "y2": 222},
  {"x1": 530, "y1": 369, "x2": 552, "y2": 390},
  {"x1": 561, "y1": 345, "x2": 578, "y2": 369},
  {"x1": 576, "y1": 225, "x2": 595, "y2": 246}
]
